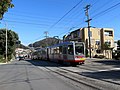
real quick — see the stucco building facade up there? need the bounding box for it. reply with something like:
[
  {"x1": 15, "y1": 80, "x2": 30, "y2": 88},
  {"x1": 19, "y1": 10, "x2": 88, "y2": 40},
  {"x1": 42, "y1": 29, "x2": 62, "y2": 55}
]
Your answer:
[{"x1": 63, "y1": 27, "x2": 114, "y2": 59}]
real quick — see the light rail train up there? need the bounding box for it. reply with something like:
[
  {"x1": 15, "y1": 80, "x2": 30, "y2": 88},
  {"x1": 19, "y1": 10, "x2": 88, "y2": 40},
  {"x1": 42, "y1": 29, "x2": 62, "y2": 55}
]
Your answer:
[{"x1": 32, "y1": 41, "x2": 86, "y2": 65}]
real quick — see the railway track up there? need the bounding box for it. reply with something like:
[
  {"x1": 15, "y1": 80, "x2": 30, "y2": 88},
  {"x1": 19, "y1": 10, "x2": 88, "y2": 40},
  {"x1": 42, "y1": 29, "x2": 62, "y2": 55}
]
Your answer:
[
  {"x1": 77, "y1": 64, "x2": 120, "y2": 86},
  {"x1": 60, "y1": 66, "x2": 120, "y2": 85},
  {"x1": 40, "y1": 66, "x2": 101, "y2": 90},
  {"x1": 35, "y1": 61, "x2": 119, "y2": 90},
  {"x1": 27, "y1": 60, "x2": 120, "y2": 90}
]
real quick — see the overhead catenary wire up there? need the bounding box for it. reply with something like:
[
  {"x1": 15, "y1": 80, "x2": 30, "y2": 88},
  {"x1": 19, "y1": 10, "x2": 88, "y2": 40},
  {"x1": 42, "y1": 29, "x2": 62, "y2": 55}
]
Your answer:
[
  {"x1": 57, "y1": 0, "x2": 97, "y2": 37},
  {"x1": 48, "y1": 0, "x2": 83, "y2": 29},
  {"x1": 27, "y1": 0, "x2": 84, "y2": 42},
  {"x1": 92, "y1": 2, "x2": 120, "y2": 19},
  {"x1": 57, "y1": 0, "x2": 120, "y2": 38},
  {"x1": 3, "y1": 0, "x2": 120, "y2": 44},
  {"x1": 55, "y1": 1, "x2": 98, "y2": 35},
  {"x1": 4, "y1": 2, "x2": 119, "y2": 29},
  {"x1": 7, "y1": 12, "x2": 59, "y2": 21},
  {"x1": 32, "y1": 0, "x2": 120, "y2": 43},
  {"x1": 5, "y1": 13, "x2": 85, "y2": 27},
  {"x1": 4, "y1": 0, "x2": 91, "y2": 33},
  {"x1": 90, "y1": 0, "x2": 115, "y2": 15},
  {"x1": 4, "y1": 19, "x2": 50, "y2": 26}
]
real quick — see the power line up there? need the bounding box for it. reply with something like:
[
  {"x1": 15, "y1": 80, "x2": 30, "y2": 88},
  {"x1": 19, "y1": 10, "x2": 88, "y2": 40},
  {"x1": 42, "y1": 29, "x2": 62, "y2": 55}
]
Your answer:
[
  {"x1": 6, "y1": 1, "x2": 120, "y2": 45},
  {"x1": 92, "y1": 2, "x2": 120, "y2": 19},
  {"x1": 48, "y1": 0, "x2": 83, "y2": 29},
  {"x1": 30, "y1": 0, "x2": 83, "y2": 40},
  {"x1": 5, "y1": 0, "x2": 84, "y2": 34},
  {"x1": 90, "y1": 0, "x2": 110, "y2": 14},
  {"x1": 30, "y1": 1, "x2": 120, "y2": 43},
  {"x1": 4, "y1": 19, "x2": 50, "y2": 26},
  {"x1": 7, "y1": 12, "x2": 59, "y2": 20},
  {"x1": 6, "y1": 13, "x2": 85, "y2": 27},
  {"x1": 56, "y1": 0, "x2": 100, "y2": 37}
]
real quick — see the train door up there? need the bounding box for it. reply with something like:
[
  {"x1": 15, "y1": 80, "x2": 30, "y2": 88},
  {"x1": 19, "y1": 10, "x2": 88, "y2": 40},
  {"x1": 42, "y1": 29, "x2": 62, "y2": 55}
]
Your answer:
[
  {"x1": 67, "y1": 44, "x2": 74, "y2": 61},
  {"x1": 59, "y1": 46, "x2": 62, "y2": 60},
  {"x1": 51, "y1": 48, "x2": 54, "y2": 61},
  {"x1": 62, "y1": 45, "x2": 67, "y2": 61},
  {"x1": 47, "y1": 48, "x2": 49, "y2": 60}
]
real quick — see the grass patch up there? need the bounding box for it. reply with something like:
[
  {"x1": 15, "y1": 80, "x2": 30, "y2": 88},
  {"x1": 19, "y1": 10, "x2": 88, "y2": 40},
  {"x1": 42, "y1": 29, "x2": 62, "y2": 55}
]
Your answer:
[
  {"x1": 0, "y1": 55, "x2": 6, "y2": 63},
  {"x1": 0, "y1": 58, "x2": 6, "y2": 63}
]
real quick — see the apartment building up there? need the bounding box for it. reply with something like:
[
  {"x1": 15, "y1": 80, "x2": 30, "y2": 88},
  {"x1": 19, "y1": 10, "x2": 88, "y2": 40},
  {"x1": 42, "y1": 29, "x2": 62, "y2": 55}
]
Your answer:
[{"x1": 63, "y1": 27, "x2": 114, "y2": 59}]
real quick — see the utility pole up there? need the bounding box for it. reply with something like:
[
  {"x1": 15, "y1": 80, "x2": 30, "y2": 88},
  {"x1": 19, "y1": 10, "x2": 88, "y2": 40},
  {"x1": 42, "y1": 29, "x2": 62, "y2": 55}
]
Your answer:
[
  {"x1": 84, "y1": 5, "x2": 92, "y2": 58},
  {"x1": 2, "y1": 20, "x2": 8, "y2": 63},
  {"x1": 5, "y1": 22, "x2": 8, "y2": 63},
  {"x1": 44, "y1": 31, "x2": 48, "y2": 47},
  {"x1": 4, "y1": 21, "x2": 8, "y2": 63},
  {"x1": 44, "y1": 31, "x2": 48, "y2": 38}
]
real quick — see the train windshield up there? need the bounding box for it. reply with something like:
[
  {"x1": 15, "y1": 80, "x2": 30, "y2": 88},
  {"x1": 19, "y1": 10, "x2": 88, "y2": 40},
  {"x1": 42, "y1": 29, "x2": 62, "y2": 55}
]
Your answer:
[
  {"x1": 68, "y1": 45, "x2": 74, "y2": 55},
  {"x1": 75, "y1": 43, "x2": 84, "y2": 55}
]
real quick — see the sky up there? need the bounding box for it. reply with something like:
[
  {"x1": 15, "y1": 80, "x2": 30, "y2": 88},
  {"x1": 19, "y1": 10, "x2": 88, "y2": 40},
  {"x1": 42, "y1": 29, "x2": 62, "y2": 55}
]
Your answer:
[{"x1": 0, "y1": 0, "x2": 120, "y2": 46}]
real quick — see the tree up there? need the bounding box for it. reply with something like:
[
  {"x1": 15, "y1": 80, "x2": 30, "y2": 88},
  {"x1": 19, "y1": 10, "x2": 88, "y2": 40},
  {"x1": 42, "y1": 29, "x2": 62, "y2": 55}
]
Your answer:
[
  {"x1": 117, "y1": 40, "x2": 120, "y2": 50},
  {"x1": 103, "y1": 43, "x2": 113, "y2": 59},
  {"x1": 117, "y1": 40, "x2": 120, "y2": 45},
  {"x1": 103, "y1": 43, "x2": 110, "y2": 50},
  {"x1": 116, "y1": 40, "x2": 120, "y2": 59},
  {"x1": 0, "y1": 0, "x2": 14, "y2": 19},
  {"x1": 0, "y1": 29, "x2": 19, "y2": 61}
]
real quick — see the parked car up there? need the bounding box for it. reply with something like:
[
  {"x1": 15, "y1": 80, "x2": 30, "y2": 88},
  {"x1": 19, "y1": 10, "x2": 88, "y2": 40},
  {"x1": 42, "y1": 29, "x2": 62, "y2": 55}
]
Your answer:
[{"x1": 19, "y1": 56, "x2": 25, "y2": 60}]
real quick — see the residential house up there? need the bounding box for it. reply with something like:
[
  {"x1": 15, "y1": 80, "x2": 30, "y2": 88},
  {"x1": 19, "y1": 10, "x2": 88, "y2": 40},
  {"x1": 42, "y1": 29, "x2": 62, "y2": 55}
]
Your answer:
[{"x1": 63, "y1": 27, "x2": 114, "y2": 59}]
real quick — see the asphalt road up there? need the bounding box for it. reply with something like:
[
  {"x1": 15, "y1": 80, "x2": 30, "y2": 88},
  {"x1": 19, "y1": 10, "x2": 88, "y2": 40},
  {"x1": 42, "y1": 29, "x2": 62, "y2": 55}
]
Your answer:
[
  {"x1": 0, "y1": 59, "x2": 120, "y2": 90},
  {"x1": 0, "y1": 60, "x2": 81, "y2": 90}
]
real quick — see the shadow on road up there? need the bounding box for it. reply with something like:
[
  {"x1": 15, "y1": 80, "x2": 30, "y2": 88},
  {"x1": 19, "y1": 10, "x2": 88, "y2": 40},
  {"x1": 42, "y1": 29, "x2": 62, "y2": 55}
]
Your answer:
[
  {"x1": 81, "y1": 70, "x2": 120, "y2": 80},
  {"x1": 80, "y1": 60, "x2": 120, "y2": 82},
  {"x1": 93, "y1": 60, "x2": 120, "y2": 68},
  {"x1": 18, "y1": 60, "x2": 120, "y2": 83},
  {"x1": 25, "y1": 59, "x2": 69, "y2": 67}
]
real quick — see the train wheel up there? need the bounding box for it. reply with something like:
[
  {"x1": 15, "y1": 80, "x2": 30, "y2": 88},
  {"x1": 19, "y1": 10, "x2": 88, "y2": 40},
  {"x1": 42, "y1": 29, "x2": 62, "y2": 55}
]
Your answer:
[
  {"x1": 70, "y1": 62, "x2": 77, "y2": 67},
  {"x1": 58, "y1": 60, "x2": 63, "y2": 64},
  {"x1": 79, "y1": 62, "x2": 84, "y2": 65}
]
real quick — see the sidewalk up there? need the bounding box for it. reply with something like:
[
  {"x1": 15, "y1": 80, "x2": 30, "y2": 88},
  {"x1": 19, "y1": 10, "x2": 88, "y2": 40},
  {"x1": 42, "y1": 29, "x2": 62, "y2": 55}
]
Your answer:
[
  {"x1": 86, "y1": 57, "x2": 112, "y2": 60},
  {"x1": 85, "y1": 57, "x2": 120, "y2": 65},
  {"x1": 0, "y1": 59, "x2": 14, "y2": 65}
]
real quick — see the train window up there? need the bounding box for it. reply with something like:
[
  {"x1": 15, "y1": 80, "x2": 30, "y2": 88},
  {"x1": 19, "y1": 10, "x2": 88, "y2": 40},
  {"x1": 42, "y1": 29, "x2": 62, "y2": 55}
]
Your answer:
[
  {"x1": 42, "y1": 50, "x2": 46, "y2": 54},
  {"x1": 56, "y1": 47, "x2": 60, "y2": 54},
  {"x1": 59, "y1": 46, "x2": 62, "y2": 54},
  {"x1": 53, "y1": 47, "x2": 59, "y2": 54},
  {"x1": 75, "y1": 43, "x2": 84, "y2": 55},
  {"x1": 68, "y1": 45, "x2": 74, "y2": 55},
  {"x1": 51, "y1": 48, "x2": 54, "y2": 54},
  {"x1": 53, "y1": 47, "x2": 57, "y2": 54},
  {"x1": 49, "y1": 48, "x2": 51, "y2": 54},
  {"x1": 63, "y1": 46, "x2": 67, "y2": 54}
]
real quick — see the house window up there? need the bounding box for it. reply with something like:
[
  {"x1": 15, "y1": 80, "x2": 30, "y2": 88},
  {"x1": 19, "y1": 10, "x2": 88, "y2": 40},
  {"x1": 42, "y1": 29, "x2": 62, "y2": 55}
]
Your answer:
[
  {"x1": 104, "y1": 32, "x2": 109, "y2": 36},
  {"x1": 78, "y1": 31, "x2": 80, "y2": 37},
  {"x1": 68, "y1": 45, "x2": 74, "y2": 55},
  {"x1": 59, "y1": 46, "x2": 62, "y2": 54},
  {"x1": 96, "y1": 49, "x2": 102, "y2": 53},
  {"x1": 73, "y1": 32, "x2": 78, "y2": 38},
  {"x1": 96, "y1": 40, "x2": 100, "y2": 45},
  {"x1": 104, "y1": 31, "x2": 113, "y2": 36},
  {"x1": 63, "y1": 46, "x2": 67, "y2": 54},
  {"x1": 105, "y1": 40, "x2": 111, "y2": 46}
]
